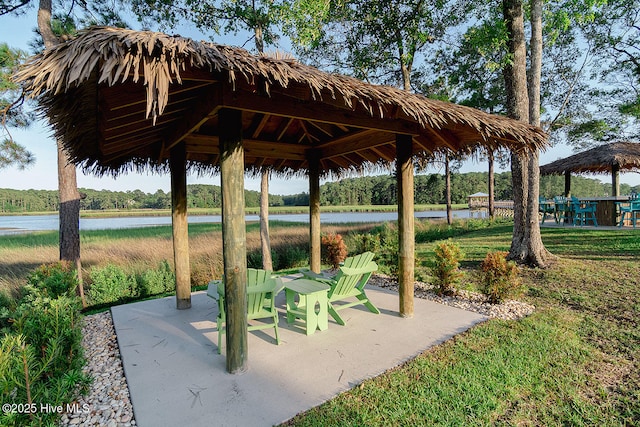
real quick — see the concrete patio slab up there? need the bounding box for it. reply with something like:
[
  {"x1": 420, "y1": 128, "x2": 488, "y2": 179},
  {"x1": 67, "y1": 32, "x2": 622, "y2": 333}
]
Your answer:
[{"x1": 111, "y1": 284, "x2": 486, "y2": 427}]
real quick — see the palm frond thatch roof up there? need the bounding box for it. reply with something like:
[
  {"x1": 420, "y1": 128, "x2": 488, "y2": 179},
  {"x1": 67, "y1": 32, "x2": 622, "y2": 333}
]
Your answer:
[
  {"x1": 540, "y1": 141, "x2": 640, "y2": 175},
  {"x1": 15, "y1": 26, "x2": 548, "y2": 177}
]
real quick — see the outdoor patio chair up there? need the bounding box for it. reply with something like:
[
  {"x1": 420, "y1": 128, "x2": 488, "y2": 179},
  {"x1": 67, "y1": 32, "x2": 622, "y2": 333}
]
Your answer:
[
  {"x1": 553, "y1": 196, "x2": 571, "y2": 224},
  {"x1": 618, "y1": 200, "x2": 640, "y2": 228},
  {"x1": 538, "y1": 196, "x2": 555, "y2": 224},
  {"x1": 302, "y1": 252, "x2": 379, "y2": 326},
  {"x1": 300, "y1": 251, "x2": 376, "y2": 280},
  {"x1": 571, "y1": 196, "x2": 598, "y2": 227},
  {"x1": 207, "y1": 268, "x2": 283, "y2": 354}
]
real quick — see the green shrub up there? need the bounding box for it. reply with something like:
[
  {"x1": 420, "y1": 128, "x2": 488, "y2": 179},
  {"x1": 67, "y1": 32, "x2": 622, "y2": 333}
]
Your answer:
[
  {"x1": 431, "y1": 240, "x2": 464, "y2": 296},
  {"x1": 88, "y1": 264, "x2": 138, "y2": 305},
  {"x1": 13, "y1": 295, "x2": 84, "y2": 375},
  {"x1": 246, "y1": 250, "x2": 263, "y2": 269},
  {"x1": 376, "y1": 223, "x2": 399, "y2": 275},
  {"x1": 139, "y1": 260, "x2": 175, "y2": 296},
  {"x1": 273, "y1": 244, "x2": 309, "y2": 270},
  {"x1": 22, "y1": 261, "x2": 78, "y2": 301},
  {"x1": 347, "y1": 222, "x2": 398, "y2": 275},
  {"x1": 0, "y1": 291, "x2": 15, "y2": 330},
  {"x1": 350, "y1": 232, "x2": 381, "y2": 256},
  {"x1": 481, "y1": 251, "x2": 521, "y2": 304},
  {"x1": 322, "y1": 233, "x2": 348, "y2": 269},
  {"x1": 1, "y1": 288, "x2": 88, "y2": 426}
]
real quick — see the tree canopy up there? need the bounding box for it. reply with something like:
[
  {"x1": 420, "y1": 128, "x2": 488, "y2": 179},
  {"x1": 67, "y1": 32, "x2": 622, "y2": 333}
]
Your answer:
[{"x1": 0, "y1": 42, "x2": 34, "y2": 169}]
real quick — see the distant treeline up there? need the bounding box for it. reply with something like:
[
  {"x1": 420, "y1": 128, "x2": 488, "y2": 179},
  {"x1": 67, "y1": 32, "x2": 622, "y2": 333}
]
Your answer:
[{"x1": 1, "y1": 172, "x2": 637, "y2": 213}]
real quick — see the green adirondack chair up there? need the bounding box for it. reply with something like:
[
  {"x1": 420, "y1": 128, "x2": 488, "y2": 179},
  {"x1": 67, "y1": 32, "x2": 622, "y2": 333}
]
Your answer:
[
  {"x1": 303, "y1": 251, "x2": 379, "y2": 326},
  {"x1": 207, "y1": 268, "x2": 283, "y2": 354}
]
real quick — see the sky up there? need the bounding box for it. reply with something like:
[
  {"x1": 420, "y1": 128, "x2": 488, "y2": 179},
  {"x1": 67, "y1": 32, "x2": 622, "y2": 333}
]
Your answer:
[{"x1": 1, "y1": 7, "x2": 639, "y2": 195}]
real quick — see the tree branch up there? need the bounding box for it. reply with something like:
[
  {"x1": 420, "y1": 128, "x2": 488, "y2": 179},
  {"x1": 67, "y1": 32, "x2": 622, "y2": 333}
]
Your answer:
[{"x1": 0, "y1": 0, "x2": 31, "y2": 16}]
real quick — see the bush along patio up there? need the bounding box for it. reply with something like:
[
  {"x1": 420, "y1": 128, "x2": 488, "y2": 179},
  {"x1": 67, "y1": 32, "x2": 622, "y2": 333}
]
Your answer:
[{"x1": 0, "y1": 262, "x2": 89, "y2": 427}]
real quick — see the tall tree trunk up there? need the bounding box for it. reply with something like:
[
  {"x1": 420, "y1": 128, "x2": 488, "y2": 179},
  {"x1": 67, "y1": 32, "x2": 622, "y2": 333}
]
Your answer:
[
  {"x1": 525, "y1": 0, "x2": 552, "y2": 266},
  {"x1": 259, "y1": 171, "x2": 272, "y2": 270},
  {"x1": 400, "y1": 60, "x2": 412, "y2": 92},
  {"x1": 39, "y1": 0, "x2": 85, "y2": 305},
  {"x1": 445, "y1": 153, "x2": 452, "y2": 224},
  {"x1": 503, "y1": 0, "x2": 551, "y2": 267},
  {"x1": 254, "y1": 23, "x2": 272, "y2": 272},
  {"x1": 503, "y1": 0, "x2": 530, "y2": 262}
]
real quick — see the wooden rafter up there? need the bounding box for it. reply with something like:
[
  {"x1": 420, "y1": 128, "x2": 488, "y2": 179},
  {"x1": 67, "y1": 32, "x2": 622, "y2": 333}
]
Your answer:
[
  {"x1": 184, "y1": 134, "x2": 306, "y2": 161},
  {"x1": 276, "y1": 117, "x2": 295, "y2": 141},
  {"x1": 306, "y1": 120, "x2": 335, "y2": 138},
  {"x1": 222, "y1": 85, "x2": 420, "y2": 136},
  {"x1": 249, "y1": 113, "x2": 271, "y2": 139}
]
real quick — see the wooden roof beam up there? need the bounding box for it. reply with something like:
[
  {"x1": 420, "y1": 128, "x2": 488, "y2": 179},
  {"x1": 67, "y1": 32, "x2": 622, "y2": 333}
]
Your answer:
[
  {"x1": 249, "y1": 113, "x2": 271, "y2": 139},
  {"x1": 184, "y1": 134, "x2": 306, "y2": 161},
  {"x1": 103, "y1": 108, "x2": 186, "y2": 140},
  {"x1": 318, "y1": 130, "x2": 395, "y2": 159},
  {"x1": 370, "y1": 145, "x2": 395, "y2": 162},
  {"x1": 276, "y1": 117, "x2": 295, "y2": 141},
  {"x1": 306, "y1": 120, "x2": 335, "y2": 138},
  {"x1": 298, "y1": 121, "x2": 320, "y2": 144},
  {"x1": 413, "y1": 135, "x2": 437, "y2": 154},
  {"x1": 162, "y1": 84, "x2": 222, "y2": 154},
  {"x1": 101, "y1": 81, "x2": 215, "y2": 112},
  {"x1": 421, "y1": 126, "x2": 459, "y2": 151},
  {"x1": 221, "y1": 86, "x2": 420, "y2": 136}
]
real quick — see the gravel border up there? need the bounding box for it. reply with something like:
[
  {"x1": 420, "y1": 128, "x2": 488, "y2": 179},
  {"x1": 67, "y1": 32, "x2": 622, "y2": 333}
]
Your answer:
[
  {"x1": 369, "y1": 274, "x2": 536, "y2": 320},
  {"x1": 59, "y1": 311, "x2": 136, "y2": 427},
  {"x1": 63, "y1": 275, "x2": 534, "y2": 426}
]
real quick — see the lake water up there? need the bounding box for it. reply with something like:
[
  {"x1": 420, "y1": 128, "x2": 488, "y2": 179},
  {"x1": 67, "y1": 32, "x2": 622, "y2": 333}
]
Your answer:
[{"x1": 0, "y1": 210, "x2": 477, "y2": 235}]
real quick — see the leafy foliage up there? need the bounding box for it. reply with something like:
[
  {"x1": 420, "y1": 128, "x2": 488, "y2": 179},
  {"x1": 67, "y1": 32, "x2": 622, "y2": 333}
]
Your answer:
[
  {"x1": 22, "y1": 261, "x2": 78, "y2": 300},
  {"x1": 130, "y1": 0, "x2": 282, "y2": 52},
  {"x1": 1, "y1": 172, "x2": 636, "y2": 214},
  {"x1": 322, "y1": 232, "x2": 348, "y2": 269},
  {"x1": 0, "y1": 43, "x2": 34, "y2": 170},
  {"x1": 87, "y1": 264, "x2": 138, "y2": 305},
  {"x1": 480, "y1": 251, "x2": 521, "y2": 303},
  {"x1": 0, "y1": 263, "x2": 88, "y2": 427},
  {"x1": 431, "y1": 240, "x2": 464, "y2": 296},
  {"x1": 138, "y1": 260, "x2": 175, "y2": 296},
  {"x1": 349, "y1": 223, "x2": 398, "y2": 275},
  {"x1": 288, "y1": 0, "x2": 466, "y2": 89}
]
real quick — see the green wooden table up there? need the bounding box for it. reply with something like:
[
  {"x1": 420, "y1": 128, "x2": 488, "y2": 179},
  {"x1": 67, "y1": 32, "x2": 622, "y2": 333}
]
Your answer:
[{"x1": 285, "y1": 279, "x2": 330, "y2": 335}]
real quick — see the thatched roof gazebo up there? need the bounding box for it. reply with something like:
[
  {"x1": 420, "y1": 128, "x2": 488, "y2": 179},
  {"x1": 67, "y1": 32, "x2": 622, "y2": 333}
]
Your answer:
[
  {"x1": 15, "y1": 27, "x2": 547, "y2": 373},
  {"x1": 540, "y1": 141, "x2": 640, "y2": 196}
]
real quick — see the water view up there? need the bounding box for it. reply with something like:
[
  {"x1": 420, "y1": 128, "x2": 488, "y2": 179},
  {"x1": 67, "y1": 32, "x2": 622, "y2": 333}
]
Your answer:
[{"x1": 0, "y1": 210, "x2": 476, "y2": 235}]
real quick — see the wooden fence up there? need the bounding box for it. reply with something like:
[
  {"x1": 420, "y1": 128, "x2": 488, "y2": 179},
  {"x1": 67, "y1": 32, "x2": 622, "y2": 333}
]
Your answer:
[{"x1": 469, "y1": 200, "x2": 515, "y2": 218}]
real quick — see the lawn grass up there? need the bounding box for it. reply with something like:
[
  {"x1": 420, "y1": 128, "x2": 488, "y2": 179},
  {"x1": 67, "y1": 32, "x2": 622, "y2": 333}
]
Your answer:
[{"x1": 285, "y1": 225, "x2": 640, "y2": 426}]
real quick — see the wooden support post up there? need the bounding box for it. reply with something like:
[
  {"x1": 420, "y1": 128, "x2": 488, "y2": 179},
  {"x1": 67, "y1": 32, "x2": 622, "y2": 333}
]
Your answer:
[
  {"x1": 170, "y1": 142, "x2": 191, "y2": 310},
  {"x1": 612, "y1": 164, "x2": 620, "y2": 225},
  {"x1": 219, "y1": 108, "x2": 248, "y2": 374},
  {"x1": 396, "y1": 134, "x2": 414, "y2": 318},
  {"x1": 564, "y1": 171, "x2": 571, "y2": 197},
  {"x1": 309, "y1": 155, "x2": 321, "y2": 273},
  {"x1": 612, "y1": 164, "x2": 620, "y2": 197}
]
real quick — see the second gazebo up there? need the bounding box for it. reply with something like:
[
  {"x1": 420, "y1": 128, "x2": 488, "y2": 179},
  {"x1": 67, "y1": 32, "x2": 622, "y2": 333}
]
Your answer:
[{"x1": 540, "y1": 141, "x2": 640, "y2": 197}]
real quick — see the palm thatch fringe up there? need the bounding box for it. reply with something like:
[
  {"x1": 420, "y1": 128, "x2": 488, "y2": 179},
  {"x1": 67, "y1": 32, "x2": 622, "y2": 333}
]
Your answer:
[
  {"x1": 16, "y1": 27, "x2": 547, "y2": 143},
  {"x1": 14, "y1": 27, "x2": 548, "y2": 176},
  {"x1": 540, "y1": 141, "x2": 640, "y2": 175}
]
